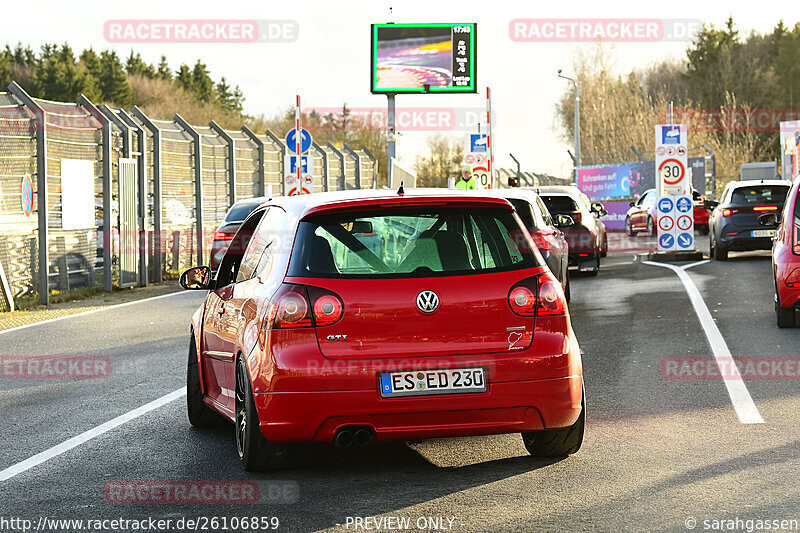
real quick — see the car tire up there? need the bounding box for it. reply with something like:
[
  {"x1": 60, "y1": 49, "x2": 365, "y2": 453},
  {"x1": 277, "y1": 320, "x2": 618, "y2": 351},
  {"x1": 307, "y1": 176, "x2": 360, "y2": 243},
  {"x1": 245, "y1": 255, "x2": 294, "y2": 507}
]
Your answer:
[
  {"x1": 712, "y1": 237, "x2": 728, "y2": 261},
  {"x1": 564, "y1": 274, "x2": 571, "y2": 303},
  {"x1": 235, "y1": 355, "x2": 291, "y2": 471},
  {"x1": 600, "y1": 234, "x2": 608, "y2": 257},
  {"x1": 187, "y1": 334, "x2": 226, "y2": 427},
  {"x1": 522, "y1": 390, "x2": 585, "y2": 458},
  {"x1": 776, "y1": 286, "x2": 796, "y2": 329},
  {"x1": 698, "y1": 225, "x2": 709, "y2": 236},
  {"x1": 647, "y1": 216, "x2": 656, "y2": 236},
  {"x1": 625, "y1": 217, "x2": 634, "y2": 237}
]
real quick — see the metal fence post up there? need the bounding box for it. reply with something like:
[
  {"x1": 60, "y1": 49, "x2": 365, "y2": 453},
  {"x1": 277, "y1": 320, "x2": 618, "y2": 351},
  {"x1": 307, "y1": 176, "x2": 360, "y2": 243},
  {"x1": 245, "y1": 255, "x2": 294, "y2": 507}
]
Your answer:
[
  {"x1": 209, "y1": 121, "x2": 236, "y2": 206},
  {"x1": 702, "y1": 143, "x2": 716, "y2": 198},
  {"x1": 312, "y1": 141, "x2": 329, "y2": 192},
  {"x1": 361, "y1": 146, "x2": 378, "y2": 189},
  {"x1": 327, "y1": 143, "x2": 345, "y2": 191},
  {"x1": 131, "y1": 106, "x2": 162, "y2": 283},
  {"x1": 343, "y1": 144, "x2": 361, "y2": 189},
  {"x1": 173, "y1": 114, "x2": 203, "y2": 264},
  {"x1": 264, "y1": 130, "x2": 286, "y2": 196},
  {"x1": 79, "y1": 95, "x2": 112, "y2": 293},
  {"x1": 9, "y1": 82, "x2": 48, "y2": 305},
  {"x1": 118, "y1": 109, "x2": 148, "y2": 286},
  {"x1": 241, "y1": 126, "x2": 266, "y2": 197}
]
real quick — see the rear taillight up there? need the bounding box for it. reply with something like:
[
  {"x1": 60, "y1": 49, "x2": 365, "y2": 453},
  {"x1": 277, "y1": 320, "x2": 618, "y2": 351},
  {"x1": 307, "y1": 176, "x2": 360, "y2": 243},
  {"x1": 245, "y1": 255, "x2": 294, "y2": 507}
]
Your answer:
[
  {"x1": 786, "y1": 268, "x2": 800, "y2": 287},
  {"x1": 530, "y1": 231, "x2": 550, "y2": 251},
  {"x1": 722, "y1": 209, "x2": 732, "y2": 217},
  {"x1": 508, "y1": 275, "x2": 567, "y2": 317},
  {"x1": 509, "y1": 285, "x2": 537, "y2": 316},
  {"x1": 754, "y1": 206, "x2": 778, "y2": 212},
  {"x1": 263, "y1": 284, "x2": 344, "y2": 329},
  {"x1": 213, "y1": 231, "x2": 234, "y2": 241},
  {"x1": 308, "y1": 287, "x2": 344, "y2": 326}
]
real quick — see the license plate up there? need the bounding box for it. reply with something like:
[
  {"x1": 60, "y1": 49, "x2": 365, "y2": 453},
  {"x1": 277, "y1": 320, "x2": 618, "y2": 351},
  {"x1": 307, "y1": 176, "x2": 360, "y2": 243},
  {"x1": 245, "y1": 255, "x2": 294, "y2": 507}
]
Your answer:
[
  {"x1": 379, "y1": 368, "x2": 487, "y2": 398},
  {"x1": 751, "y1": 229, "x2": 775, "y2": 238}
]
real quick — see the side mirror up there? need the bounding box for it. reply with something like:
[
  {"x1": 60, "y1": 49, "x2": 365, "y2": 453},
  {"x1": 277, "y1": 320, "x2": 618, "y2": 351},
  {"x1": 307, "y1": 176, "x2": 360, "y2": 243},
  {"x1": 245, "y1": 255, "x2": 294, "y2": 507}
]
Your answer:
[
  {"x1": 180, "y1": 266, "x2": 212, "y2": 290},
  {"x1": 758, "y1": 213, "x2": 778, "y2": 226},
  {"x1": 629, "y1": 201, "x2": 636, "y2": 207},
  {"x1": 554, "y1": 214, "x2": 575, "y2": 227},
  {"x1": 704, "y1": 199, "x2": 719, "y2": 210}
]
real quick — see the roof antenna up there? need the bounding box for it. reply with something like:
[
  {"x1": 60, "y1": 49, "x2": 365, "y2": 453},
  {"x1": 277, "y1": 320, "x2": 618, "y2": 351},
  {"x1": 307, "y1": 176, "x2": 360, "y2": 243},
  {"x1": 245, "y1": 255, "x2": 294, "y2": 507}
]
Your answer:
[{"x1": 397, "y1": 180, "x2": 405, "y2": 196}]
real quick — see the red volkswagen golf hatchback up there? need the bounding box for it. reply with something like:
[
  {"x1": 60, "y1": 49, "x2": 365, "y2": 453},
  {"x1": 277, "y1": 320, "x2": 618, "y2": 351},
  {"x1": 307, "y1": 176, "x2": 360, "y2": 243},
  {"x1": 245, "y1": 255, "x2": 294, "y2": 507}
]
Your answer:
[
  {"x1": 180, "y1": 189, "x2": 585, "y2": 470},
  {"x1": 764, "y1": 177, "x2": 800, "y2": 327}
]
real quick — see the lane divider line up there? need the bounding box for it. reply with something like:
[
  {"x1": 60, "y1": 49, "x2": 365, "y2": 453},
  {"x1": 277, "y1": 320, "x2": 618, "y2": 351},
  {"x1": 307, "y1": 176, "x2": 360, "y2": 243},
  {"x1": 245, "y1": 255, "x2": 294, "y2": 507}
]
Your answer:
[
  {"x1": 0, "y1": 291, "x2": 186, "y2": 336},
  {"x1": 0, "y1": 388, "x2": 186, "y2": 482},
  {"x1": 644, "y1": 260, "x2": 764, "y2": 424}
]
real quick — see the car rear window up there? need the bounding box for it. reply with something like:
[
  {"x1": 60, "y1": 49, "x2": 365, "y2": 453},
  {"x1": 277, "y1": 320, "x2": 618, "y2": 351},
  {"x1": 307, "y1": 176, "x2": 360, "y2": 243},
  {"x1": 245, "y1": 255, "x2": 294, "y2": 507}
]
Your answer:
[
  {"x1": 540, "y1": 195, "x2": 579, "y2": 214},
  {"x1": 288, "y1": 207, "x2": 540, "y2": 278},
  {"x1": 224, "y1": 202, "x2": 261, "y2": 223},
  {"x1": 730, "y1": 185, "x2": 789, "y2": 204}
]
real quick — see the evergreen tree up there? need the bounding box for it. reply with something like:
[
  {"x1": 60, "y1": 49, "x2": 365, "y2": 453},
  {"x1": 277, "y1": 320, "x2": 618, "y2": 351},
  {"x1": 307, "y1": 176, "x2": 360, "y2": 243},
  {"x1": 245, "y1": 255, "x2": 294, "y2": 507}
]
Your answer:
[
  {"x1": 98, "y1": 50, "x2": 134, "y2": 107},
  {"x1": 156, "y1": 56, "x2": 171, "y2": 81},
  {"x1": 125, "y1": 51, "x2": 155, "y2": 78},
  {"x1": 190, "y1": 60, "x2": 214, "y2": 102},
  {"x1": 33, "y1": 43, "x2": 100, "y2": 102}
]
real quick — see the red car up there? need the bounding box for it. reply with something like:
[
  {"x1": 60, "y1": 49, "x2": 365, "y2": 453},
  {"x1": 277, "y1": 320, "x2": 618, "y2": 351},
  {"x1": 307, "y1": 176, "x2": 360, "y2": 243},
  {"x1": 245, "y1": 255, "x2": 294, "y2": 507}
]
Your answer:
[
  {"x1": 180, "y1": 189, "x2": 585, "y2": 470},
  {"x1": 625, "y1": 188, "x2": 709, "y2": 236},
  {"x1": 765, "y1": 177, "x2": 800, "y2": 327}
]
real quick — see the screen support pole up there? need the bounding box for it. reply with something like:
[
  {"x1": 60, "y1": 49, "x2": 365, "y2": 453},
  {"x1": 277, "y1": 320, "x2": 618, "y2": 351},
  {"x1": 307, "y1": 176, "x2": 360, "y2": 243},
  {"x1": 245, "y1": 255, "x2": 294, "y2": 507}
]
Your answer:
[{"x1": 387, "y1": 93, "x2": 396, "y2": 189}]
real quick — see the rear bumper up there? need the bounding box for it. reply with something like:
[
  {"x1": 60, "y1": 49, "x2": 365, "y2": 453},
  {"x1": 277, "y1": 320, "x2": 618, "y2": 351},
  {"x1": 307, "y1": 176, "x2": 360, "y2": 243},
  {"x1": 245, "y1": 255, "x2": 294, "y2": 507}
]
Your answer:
[
  {"x1": 253, "y1": 375, "x2": 583, "y2": 442},
  {"x1": 718, "y1": 232, "x2": 773, "y2": 251}
]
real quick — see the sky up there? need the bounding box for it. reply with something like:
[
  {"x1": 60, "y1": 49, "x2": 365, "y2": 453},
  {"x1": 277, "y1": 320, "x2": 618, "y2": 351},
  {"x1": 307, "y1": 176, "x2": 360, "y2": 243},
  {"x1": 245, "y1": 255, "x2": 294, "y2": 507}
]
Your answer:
[{"x1": 2, "y1": 0, "x2": 789, "y2": 178}]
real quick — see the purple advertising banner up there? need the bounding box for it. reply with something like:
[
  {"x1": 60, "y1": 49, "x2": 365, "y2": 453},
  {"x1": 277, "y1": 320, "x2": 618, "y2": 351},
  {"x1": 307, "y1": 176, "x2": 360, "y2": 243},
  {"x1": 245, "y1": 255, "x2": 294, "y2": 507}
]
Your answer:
[
  {"x1": 578, "y1": 158, "x2": 705, "y2": 201},
  {"x1": 597, "y1": 200, "x2": 632, "y2": 231}
]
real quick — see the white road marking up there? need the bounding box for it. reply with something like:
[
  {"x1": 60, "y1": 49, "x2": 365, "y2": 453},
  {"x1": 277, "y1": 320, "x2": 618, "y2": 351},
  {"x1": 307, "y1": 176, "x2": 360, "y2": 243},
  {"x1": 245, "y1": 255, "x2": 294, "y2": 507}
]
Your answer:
[
  {"x1": 644, "y1": 260, "x2": 764, "y2": 424},
  {"x1": 0, "y1": 291, "x2": 186, "y2": 336},
  {"x1": 0, "y1": 388, "x2": 185, "y2": 482}
]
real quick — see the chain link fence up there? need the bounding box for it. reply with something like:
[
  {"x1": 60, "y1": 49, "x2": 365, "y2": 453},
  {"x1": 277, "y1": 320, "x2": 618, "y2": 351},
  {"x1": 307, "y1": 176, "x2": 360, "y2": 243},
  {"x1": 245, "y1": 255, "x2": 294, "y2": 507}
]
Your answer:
[{"x1": 0, "y1": 83, "x2": 380, "y2": 311}]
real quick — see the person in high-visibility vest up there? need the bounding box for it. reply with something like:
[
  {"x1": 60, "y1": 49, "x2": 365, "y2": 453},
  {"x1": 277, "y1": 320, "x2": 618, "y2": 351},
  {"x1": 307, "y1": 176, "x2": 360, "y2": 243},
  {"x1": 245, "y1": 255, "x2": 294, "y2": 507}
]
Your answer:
[{"x1": 455, "y1": 165, "x2": 478, "y2": 190}]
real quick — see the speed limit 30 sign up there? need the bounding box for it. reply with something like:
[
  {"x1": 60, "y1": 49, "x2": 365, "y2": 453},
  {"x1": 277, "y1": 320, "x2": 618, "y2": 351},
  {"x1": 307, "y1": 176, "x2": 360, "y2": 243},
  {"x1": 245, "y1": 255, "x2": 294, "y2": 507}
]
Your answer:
[{"x1": 658, "y1": 158, "x2": 685, "y2": 186}]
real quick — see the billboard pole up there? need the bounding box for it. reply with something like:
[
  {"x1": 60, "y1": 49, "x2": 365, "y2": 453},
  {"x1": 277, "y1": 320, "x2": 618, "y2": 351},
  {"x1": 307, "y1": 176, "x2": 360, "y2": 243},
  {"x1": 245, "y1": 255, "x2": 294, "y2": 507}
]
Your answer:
[{"x1": 387, "y1": 93, "x2": 396, "y2": 189}]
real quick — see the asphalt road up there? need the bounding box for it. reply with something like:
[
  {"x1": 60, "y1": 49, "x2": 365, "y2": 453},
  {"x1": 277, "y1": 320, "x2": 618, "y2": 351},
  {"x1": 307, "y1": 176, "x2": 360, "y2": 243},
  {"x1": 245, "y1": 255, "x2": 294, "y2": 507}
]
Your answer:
[{"x1": 1, "y1": 237, "x2": 799, "y2": 533}]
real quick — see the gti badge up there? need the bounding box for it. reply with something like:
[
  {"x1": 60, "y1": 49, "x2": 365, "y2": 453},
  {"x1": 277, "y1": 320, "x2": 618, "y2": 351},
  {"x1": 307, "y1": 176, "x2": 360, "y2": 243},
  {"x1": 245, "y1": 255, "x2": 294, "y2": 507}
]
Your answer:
[
  {"x1": 416, "y1": 290, "x2": 440, "y2": 314},
  {"x1": 326, "y1": 334, "x2": 348, "y2": 341}
]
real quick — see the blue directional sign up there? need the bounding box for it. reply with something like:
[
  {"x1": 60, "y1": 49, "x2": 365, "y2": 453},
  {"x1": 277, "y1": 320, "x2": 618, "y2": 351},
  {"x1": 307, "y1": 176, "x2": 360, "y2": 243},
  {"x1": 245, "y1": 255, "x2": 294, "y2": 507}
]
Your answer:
[
  {"x1": 676, "y1": 196, "x2": 692, "y2": 213},
  {"x1": 677, "y1": 232, "x2": 693, "y2": 249},
  {"x1": 285, "y1": 128, "x2": 312, "y2": 153},
  {"x1": 659, "y1": 233, "x2": 674, "y2": 249},
  {"x1": 287, "y1": 154, "x2": 312, "y2": 174},
  {"x1": 657, "y1": 197, "x2": 674, "y2": 214}
]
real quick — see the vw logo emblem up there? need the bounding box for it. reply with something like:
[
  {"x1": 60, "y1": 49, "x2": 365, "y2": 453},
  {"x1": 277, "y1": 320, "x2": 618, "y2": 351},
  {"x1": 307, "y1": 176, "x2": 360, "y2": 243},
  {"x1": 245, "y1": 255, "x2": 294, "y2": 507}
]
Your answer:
[{"x1": 416, "y1": 290, "x2": 439, "y2": 314}]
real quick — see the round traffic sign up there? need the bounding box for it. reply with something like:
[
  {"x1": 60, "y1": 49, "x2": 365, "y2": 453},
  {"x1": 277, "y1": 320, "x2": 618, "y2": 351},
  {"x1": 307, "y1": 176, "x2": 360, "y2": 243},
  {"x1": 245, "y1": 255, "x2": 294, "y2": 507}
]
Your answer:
[
  {"x1": 677, "y1": 146, "x2": 686, "y2": 156},
  {"x1": 21, "y1": 175, "x2": 34, "y2": 217},
  {"x1": 472, "y1": 165, "x2": 489, "y2": 188},
  {"x1": 475, "y1": 154, "x2": 486, "y2": 164},
  {"x1": 285, "y1": 128, "x2": 312, "y2": 154},
  {"x1": 657, "y1": 197, "x2": 674, "y2": 214},
  {"x1": 659, "y1": 233, "x2": 674, "y2": 249},
  {"x1": 677, "y1": 215, "x2": 692, "y2": 231},
  {"x1": 285, "y1": 174, "x2": 297, "y2": 185},
  {"x1": 658, "y1": 215, "x2": 674, "y2": 231},
  {"x1": 677, "y1": 232, "x2": 693, "y2": 249},
  {"x1": 676, "y1": 196, "x2": 692, "y2": 213},
  {"x1": 464, "y1": 154, "x2": 475, "y2": 164},
  {"x1": 659, "y1": 158, "x2": 685, "y2": 186}
]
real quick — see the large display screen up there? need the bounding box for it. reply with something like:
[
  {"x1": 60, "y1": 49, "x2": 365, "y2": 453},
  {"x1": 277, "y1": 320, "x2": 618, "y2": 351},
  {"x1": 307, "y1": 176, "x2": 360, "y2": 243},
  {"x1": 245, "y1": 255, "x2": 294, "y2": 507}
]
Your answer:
[{"x1": 371, "y1": 23, "x2": 477, "y2": 94}]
